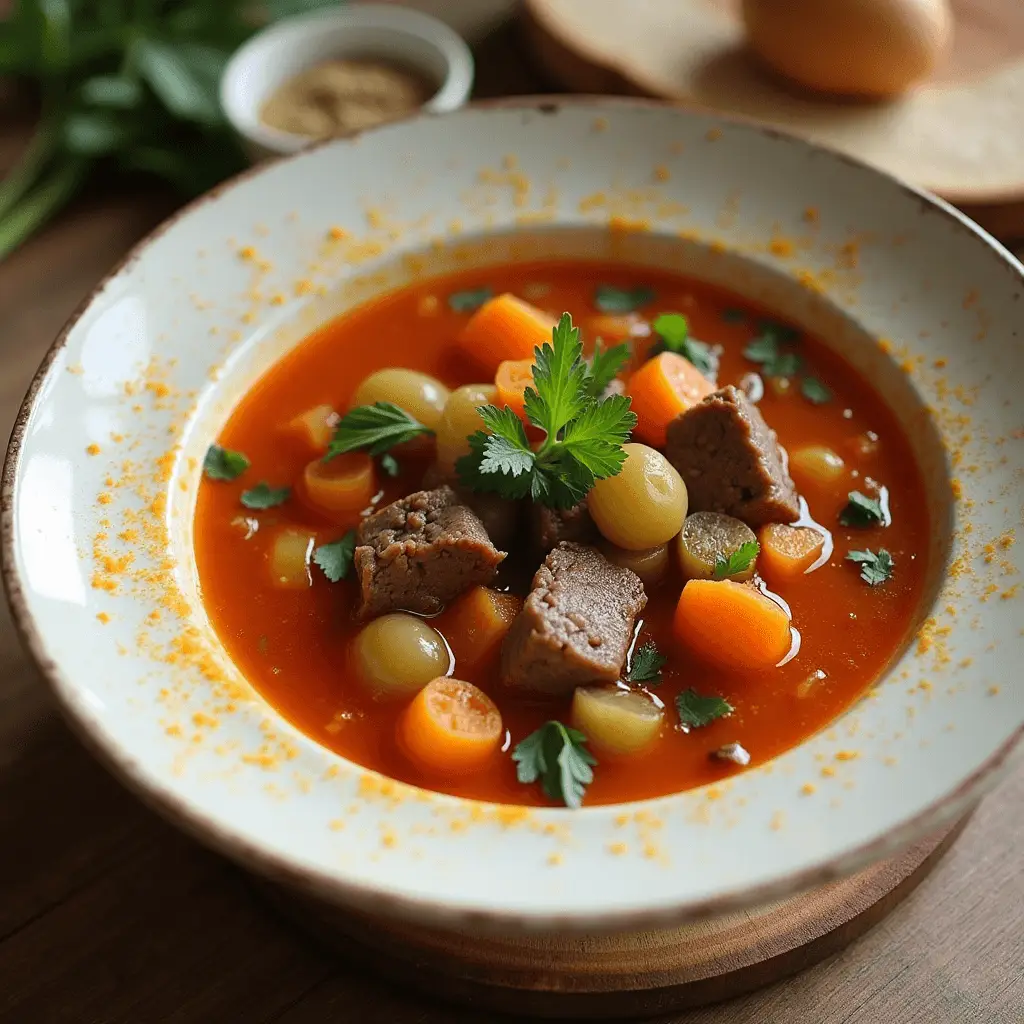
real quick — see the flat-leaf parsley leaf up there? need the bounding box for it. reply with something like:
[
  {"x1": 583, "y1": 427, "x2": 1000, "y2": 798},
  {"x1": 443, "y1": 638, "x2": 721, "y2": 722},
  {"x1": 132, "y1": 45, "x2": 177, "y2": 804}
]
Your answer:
[
  {"x1": 800, "y1": 376, "x2": 832, "y2": 405},
  {"x1": 241, "y1": 482, "x2": 290, "y2": 510},
  {"x1": 584, "y1": 340, "x2": 631, "y2": 398},
  {"x1": 203, "y1": 444, "x2": 249, "y2": 481},
  {"x1": 650, "y1": 312, "x2": 718, "y2": 377},
  {"x1": 594, "y1": 284, "x2": 655, "y2": 313},
  {"x1": 448, "y1": 287, "x2": 493, "y2": 313},
  {"x1": 839, "y1": 490, "x2": 886, "y2": 527},
  {"x1": 626, "y1": 641, "x2": 667, "y2": 685},
  {"x1": 512, "y1": 721, "x2": 597, "y2": 809},
  {"x1": 743, "y1": 333, "x2": 802, "y2": 378},
  {"x1": 325, "y1": 402, "x2": 432, "y2": 460},
  {"x1": 847, "y1": 548, "x2": 894, "y2": 586},
  {"x1": 314, "y1": 531, "x2": 356, "y2": 583},
  {"x1": 713, "y1": 540, "x2": 759, "y2": 580},
  {"x1": 675, "y1": 689, "x2": 734, "y2": 730}
]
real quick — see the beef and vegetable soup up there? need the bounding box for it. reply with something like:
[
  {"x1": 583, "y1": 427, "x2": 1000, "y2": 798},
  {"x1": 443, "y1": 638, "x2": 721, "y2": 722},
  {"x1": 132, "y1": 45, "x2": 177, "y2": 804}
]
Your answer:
[{"x1": 196, "y1": 260, "x2": 929, "y2": 807}]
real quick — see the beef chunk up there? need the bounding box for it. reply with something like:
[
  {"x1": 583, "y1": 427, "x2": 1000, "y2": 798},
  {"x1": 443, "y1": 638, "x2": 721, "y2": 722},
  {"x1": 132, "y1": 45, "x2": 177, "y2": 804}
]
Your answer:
[
  {"x1": 500, "y1": 543, "x2": 646, "y2": 695},
  {"x1": 420, "y1": 464, "x2": 521, "y2": 550},
  {"x1": 354, "y1": 486, "x2": 505, "y2": 618},
  {"x1": 665, "y1": 385, "x2": 800, "y2": 526},
  {"x1": 531, "y1": 500, "x2": 599, "y2": 555}
]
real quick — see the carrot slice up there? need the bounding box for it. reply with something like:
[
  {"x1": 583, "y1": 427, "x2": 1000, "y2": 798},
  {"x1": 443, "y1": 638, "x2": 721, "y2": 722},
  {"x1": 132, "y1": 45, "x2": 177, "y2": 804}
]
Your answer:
[
  {"x1": 458, "y1": 294, "x2": 555, "y2": 373},
  {"x1": 284, "y1": 404, "x2": 338, "y2": 455},
  {"x1": 627, "y1": 352, "x2": 716, "y2": 447},
  {"x1": 494, "y1": 358, "x2": 535, "y2": 422},
  {"x1": 439, "y1": 587, "x2": 522, "y2": 672},
  {"x1": 587, "y1": 314, "x2": 638, "y2": 343},
  {"x1": 398, "y1": 677, "x2": 503, "y2": 776},
  {"x1": 302, "y1": 453, "x2": 374, "y2": 520},
  {"x1": 674, "y1": 579, "x2": 792, "y2": 671},
  {"x1": 758, "y1": 524, "x2": 825, "y2": 583}
]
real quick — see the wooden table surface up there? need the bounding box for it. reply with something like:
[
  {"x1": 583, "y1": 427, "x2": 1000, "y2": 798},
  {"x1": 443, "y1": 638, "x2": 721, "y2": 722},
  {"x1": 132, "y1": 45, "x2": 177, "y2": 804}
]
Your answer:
[{"x1": 1, "y1": 20, "x2": 1022, "y2": 1024}]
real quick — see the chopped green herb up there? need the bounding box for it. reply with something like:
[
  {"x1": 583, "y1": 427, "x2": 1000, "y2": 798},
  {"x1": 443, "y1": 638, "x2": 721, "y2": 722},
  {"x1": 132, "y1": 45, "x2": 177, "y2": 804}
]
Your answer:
[
  {"x1": 650, "y1": 312, "x2": 718, "y2": 377},
  {"x1": 325, "y1": 402, "x2": 432, "y2": 461},
  {"x1": 379, "y1": 453, "x2": 400, "y2": 477},
  {"x1": 847, "y1": 548, "x2": 894, "y2": 586},
  {"x1": 757, "y1": 319, "x2": 801, "y2": 344},
  {"x1": 800, "y1": 377, "x2": 833, "y2": 405},
  {"x1": 457, "y1": 313, "x2": 637, "y2": 509},
  {"x1": 713, "y1": 540, "x2": 760, "y2": 580},
  {"x1": 676, "y1": 689, "x2": 734, "y2": 730},
  {"x1": 743, "y1": 333, "x2": 802, "y2": 378},
  {"x1": 313, "y1": 531, "x2": 356, "y2": 583},
  {"x1": 240, "y1": 483, "x2": 290, "y2": 510},
  {"x1": 512, "y1": 721, "x2": 597, "y2": 809},
  {"x1": 721, "y1": 308, "x2": 746, "y2": 323},
  {"x1": 203, "y1": 444, "x2": 250, "y2": 481},
  {"x1": 594, "y1": 284, "x2": 656, "y2": 313},
  {"x1": 626, "y1": 641, "x2": 668, "y2": 685},
  {"x1": 839, "y1": 490, "x2": 885, "y2": 528},
  {"x1": 584, "y1": 340, "x2": 631, "y2": 398},
  {"x1": 448, "y1": 287, "x2": 493, "y2": 313}
]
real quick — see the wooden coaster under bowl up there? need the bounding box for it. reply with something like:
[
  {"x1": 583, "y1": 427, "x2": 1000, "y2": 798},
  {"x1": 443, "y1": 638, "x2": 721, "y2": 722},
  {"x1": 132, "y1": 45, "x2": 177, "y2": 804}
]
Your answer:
[
  {"x1": 524, "y1": 0, "x2": 1024, "y2": 237},
  {"x1": 257, "y1": 816, "x2": 967, "y2": 1019}
]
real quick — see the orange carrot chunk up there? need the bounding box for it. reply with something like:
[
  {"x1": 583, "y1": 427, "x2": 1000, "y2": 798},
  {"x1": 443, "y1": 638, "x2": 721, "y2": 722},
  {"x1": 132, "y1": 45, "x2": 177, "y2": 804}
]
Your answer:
[
  {"x1": 674, "y1": 579, "x2": 792, "y2": 671},
  {"x1": 758, "y1": 524, "x2": 826, "y2": 583},
  {"x1": 587, "y1": 314, "x2": 638, "y2": 343},
  {"x1": 302, "y1": 453, "x2": 374, "y2": 521},
  {"x1": 440, "y1": 587, "x2": 523, "y2": 672},
  {"x1": 398, "y1": 677, "x2": 503, "y2": 777},
  {"x1": 494, "y1": 358, "x2": 535, "y2": 423},
  {"x1": 627, "y1": 352, "x2": 716, "y2": 447},
  {"x1": 284, "y1": 404, "x2": 338, "y2": 455},
  {"x1": 458, "y1": 293, "x2": 555, "y2": 374}
]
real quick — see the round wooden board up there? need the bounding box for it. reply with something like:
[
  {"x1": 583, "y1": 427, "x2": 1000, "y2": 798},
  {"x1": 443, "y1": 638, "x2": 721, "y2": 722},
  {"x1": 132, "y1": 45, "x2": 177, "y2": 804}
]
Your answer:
[
  {"x1": 257, "y1": 816, "x2": 967, "y2": 1019},
  {"x1": 523, "y1": 0, "x2": 1024, "y2": 220}
]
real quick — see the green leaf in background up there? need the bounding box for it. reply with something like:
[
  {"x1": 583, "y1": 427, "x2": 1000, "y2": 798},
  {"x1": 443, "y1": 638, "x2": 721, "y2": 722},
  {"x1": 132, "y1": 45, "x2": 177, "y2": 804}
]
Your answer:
[
  {"x1": 134, "y1": 38, "x2": 226, "y2": 126},
  {"x1": 80, "y1": 75, "x2": 144, "y2": 109},
  {"x1": 63, "y1": 111, "x2": 135, "y2": 155},
  {"x1": 265, "y1": 0, "x2": 346, "y2": 18}
]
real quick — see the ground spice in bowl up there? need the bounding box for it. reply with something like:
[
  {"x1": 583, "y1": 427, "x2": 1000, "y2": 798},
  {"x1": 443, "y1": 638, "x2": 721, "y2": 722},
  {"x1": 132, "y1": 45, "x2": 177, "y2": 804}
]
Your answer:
[{"x1": 260, "y1": 58, "x2": 436, "y2": 139}]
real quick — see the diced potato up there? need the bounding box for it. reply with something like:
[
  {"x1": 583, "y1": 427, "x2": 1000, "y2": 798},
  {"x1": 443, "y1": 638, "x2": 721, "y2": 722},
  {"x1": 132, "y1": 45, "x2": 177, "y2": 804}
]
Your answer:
[
  {"x1": 353, "y1": 368, "x2": 450, "y2": 431},
  {"x1": 284, "y1": 404, "x2": 338, "y2": 454},
  {"x1": 435, "y1": 383, "x2": 497, "y2": 474},
  {"x1": 571, "y1": 686, "x2": 664, "y2": 756},
  {"x1": 676, "y1": 511, "x2": 758, "y2": 581},
  {"x1": 352, "y1": 613, "x2": 451, "y2": 700},
  {"x1": 269, "y1": 529, "x2": 314, "y2": 589},
  {"x1": 588, "y1": 443, "x2": 688, "y2": 551},
  {"x1": 789, "y1": 444, "x2": 845, "y2": 486},
  {"x1": 599, "y1": 542, "x2": 669, "y2": 589}
]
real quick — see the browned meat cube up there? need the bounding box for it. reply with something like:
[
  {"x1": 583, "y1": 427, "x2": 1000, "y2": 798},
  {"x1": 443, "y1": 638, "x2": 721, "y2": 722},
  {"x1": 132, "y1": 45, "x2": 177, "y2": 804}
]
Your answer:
[
  {"x1": 665, "y1": 385, "x2": 800, "y2": 526},
  {"x1": 354, "y1": 486, "x2": 505, "y2": 618},
  {"x1": 530, "y1": 499, "x2": 599, "y2": 555},
  {"x1": 500, "y1": 543, "x2": 646, "y2": 696}
]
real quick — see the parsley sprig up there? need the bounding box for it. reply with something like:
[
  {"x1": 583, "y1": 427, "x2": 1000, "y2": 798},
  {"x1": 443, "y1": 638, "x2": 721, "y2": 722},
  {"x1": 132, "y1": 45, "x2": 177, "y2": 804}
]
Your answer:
[
  {"x1": 325, "y1": 402, "x2": 432, "y2": 462},
  {"x1": 203, "y1": 444, "x2": 249, "y2": 481},
  {"x1": 847, "y1": 548, "x2": 894, "y2": 586},
  {"x1": 626, "y1": 641, "x2": 667, "y2": 685},
  {"x1": 512, "y1": 721, "x2": 597, "y2": 809},
  {"x1": 839, "y1": 490, "x2": 886, "y2": 528},
  {"x1": 713, "y1": 540, "x2": 759, "y2": 580},
  {"x1": 584, "y1": 340, "x2": 631, "y2": 398},
  {"x1": 650, "y1": 312, "x2": 717, "y2": 378},
  {"x1": 676, "y1": 689, "x2": 734, "y2": 731},
  {"x1": 457, "y1": 313, "x2": 637, "y2": 509}
]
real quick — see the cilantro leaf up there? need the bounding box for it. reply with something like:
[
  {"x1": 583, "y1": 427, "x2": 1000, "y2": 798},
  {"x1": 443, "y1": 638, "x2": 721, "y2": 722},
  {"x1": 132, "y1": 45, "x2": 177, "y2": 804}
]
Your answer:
[
  {"x1": 448, "y1": 287, "x2": 493, "y2": 312},
  {"x1": 713, "y1": 540, "x2": 760, "y2": 580},
  {"x1": 676, "y1": 689, "x2": 734, "y2": 730},
  {"x1": 313, "y1": 531, "x2": 356, "y2": 583},
  {"x1": 594, "y1": 284, "x2": 655, "y2": 313},
  {"x1": 379, "y1": 453, "x2": 400, "y2": 477},
  {"x1": 325, "y1": 402, "x2": 432, "y2": 460},
  {"x1": 203, "y1": 444, "x2": 249, "y2": 481},
  {"x1": 584, "y1": 340, "x2": 630, "y2": 398},
  {"x1": 524, "y1": 313, "x2": 589, "y2": 436},
  {"x1": 560, "y1": 393, "x2": 636, "y2": 477},
  {"x1": 650, "y1": 312, "x2": 718, "y2": 377},
  {"x1": 839, "y1": 490, "x2": 885, "y2": 528},
  {"x1": 800, "y1": 377, "x2": 832, "y2": 405},
  {"x1": 240, "y1": 482, "x2": 290, "y2": 510},
  {"x1": 512, "y1": 721, "x2": 597, "y2": 809},
  {"x1": 627, "y1": 641, "x2": 667, "y2": 685},
  {"x1": 457, "y1": 432, "x2": 535, "y2": 501},
  {"x1": 743, "y1": 332, "x2": 802, "y2": 378},
  {"x1": 847, "y1": 548, "x2": 894, "y2": 586}
]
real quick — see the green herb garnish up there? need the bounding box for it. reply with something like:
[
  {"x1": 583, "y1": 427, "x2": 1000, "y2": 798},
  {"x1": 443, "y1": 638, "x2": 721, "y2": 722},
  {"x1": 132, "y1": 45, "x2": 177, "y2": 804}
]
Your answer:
[
  {"x1": 240, "y1": 483, "x2": 290, "y2": 510},
  {"x1": 743, "y1": 333, "x2": 802, "y2": 378},
  {"x1": 650, "y1": 312, "x2": 717, "y2": 377},
  {"x1": 839, "y1": 490, "x2": 885, "y2": 528},
  {"x1": 313, "y1": 531, "x2": 357, "y2": 583},
  {"x1": 325, "y1": 402, "x2": 432, "y2": 461},
  {"x1": 379, "y1": 453, "x2": 400, "y2": 477},
  {"x1": 800, "y1": 377, "x2": 833, "y2": 405},
  {"x1": 847, "y1": 548, "x2": 894, "y2": 586},
  {"x1": 757, "y1": 319, "x2": 801, "y2": 344},
  {"x1": 457, "y1": 313, "x2": 637, "y2": 509},
  {"x1": 713, "y1": 540, "x2": 759, "y2": 580},
  {"x1": 203, "y1": 444, "x2": 249, "y2": 481},
  {"x1": 512, "y1": 721, "x2": 597, "y2": 809},
  {"x1": 584, "y1": 340, "x2": 631, "y2": 398},
  {"x1": 626, "y1": 641, "x2": 668, "y2": 685},
  {"x1": 448, "y1": 287, "x2": 493, "y2": 313},
  {"x1": 594, "y1": 284, "x2": 655, "y2": 313},
  {"x1": 675, "y1": 689, "x2": 734, "y2": 730}
]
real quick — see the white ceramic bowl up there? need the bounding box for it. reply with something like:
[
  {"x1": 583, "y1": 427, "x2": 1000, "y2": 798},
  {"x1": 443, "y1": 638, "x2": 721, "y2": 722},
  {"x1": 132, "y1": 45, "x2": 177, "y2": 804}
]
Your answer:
[
  {"x1": 220, "y1": 3, "x2": 474, "y2": 161},
  {"x1": 3, "y1": 99, "x2": 1022, "y2": 934}
]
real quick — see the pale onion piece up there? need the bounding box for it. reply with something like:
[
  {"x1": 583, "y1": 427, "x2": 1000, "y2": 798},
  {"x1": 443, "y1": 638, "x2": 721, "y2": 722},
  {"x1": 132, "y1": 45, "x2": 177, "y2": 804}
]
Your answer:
[
  {"x1": 713, "y1": 742, "x2": 751, "y2": 766},
  {"x1": 676, "y1": 511, "x2": 758, "y2": 581},
  {"x1": 589, "y1": 443, "x2": 688, "y2": 551},
  {"x1": 285, "y1": 403, "x2": 338, "y2": 454},
  {"x1": 571, "y1": 686, "x2": 664, "y2": 756},
  {"x1": 269, "y1": 529, "x2": 314, "y2": 589},
  {"x1": 435, "y1": 383, "x2": 497, "y2": 475},
  {"x1": 599, "y1": 542, "x2": 669, "y2": 589},
  {"x1": 353, "y1": 368, "x2": 449, "y2": 431},
  {"x1": 789, "y1": 444, "x2": 846, "y2": 486},
  {"x1": 352, "y1": 613, "x2": 450, "y2": 700}
]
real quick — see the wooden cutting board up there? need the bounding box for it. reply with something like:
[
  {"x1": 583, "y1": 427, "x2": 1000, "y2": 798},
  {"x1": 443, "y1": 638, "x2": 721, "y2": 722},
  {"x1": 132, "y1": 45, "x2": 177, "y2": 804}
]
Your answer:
[{"x1": 524, "y1": 0, "x2": 1024, "y2": 235}]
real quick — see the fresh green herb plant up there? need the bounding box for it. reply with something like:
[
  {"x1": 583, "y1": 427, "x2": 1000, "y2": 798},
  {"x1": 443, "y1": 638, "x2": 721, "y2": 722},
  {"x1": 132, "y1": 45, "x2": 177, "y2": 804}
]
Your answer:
[
  {"x1": 846, "y1": 548, "x2": 894, "y2": 586},
  {"x1": 675, "y1": 689, "x2": 734, "y2": 730},
  {"x1": 447, "y1": 287, "x2": 493, "y2": 313},
  {"x1": 203, "y1": 443, "x2": 249, "y2": 481},
  {"x1": 594, "y1": 284, "x2": 655, "y2": 313},
  {"x1": 512, "y1": 720, "x2": 597, "y2": 809},
  {"x1": 313, "y1": 530, "x2": 356, "y2": 583},
  {"x1": 713, "y1": 539, "x2": 759, "y2": 580},
  {"x1": 583, "y1": 340, "x2": 631, "y2": 399},
  {"x1": 839, "y1": 490, "x2": 886, "y2": 528},
  {"x1": 626, "y1": 640, "x2": 667, "y2": 685},
  {"x1": 240, "y1": 482, "x2": 290, "y2": 510},
  {"x1": 325, "y1": 402, "x2": 432, "y2": 461},
  {"x1": 649, "y1": 312, "x2": 717, "y2": 377}
]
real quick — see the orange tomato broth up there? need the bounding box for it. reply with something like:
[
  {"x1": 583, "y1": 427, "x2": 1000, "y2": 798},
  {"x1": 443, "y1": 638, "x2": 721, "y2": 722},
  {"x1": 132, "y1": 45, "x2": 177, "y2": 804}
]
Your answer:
[{"x1": 194, "y1": 260, "x2": 929, "y2": 806}]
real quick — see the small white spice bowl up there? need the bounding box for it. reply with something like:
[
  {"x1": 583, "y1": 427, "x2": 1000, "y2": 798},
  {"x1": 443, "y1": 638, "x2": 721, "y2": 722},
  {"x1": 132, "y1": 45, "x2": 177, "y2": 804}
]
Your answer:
[{"x1": 220, "y1": 4, "x2": 475, "y2": 162}]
